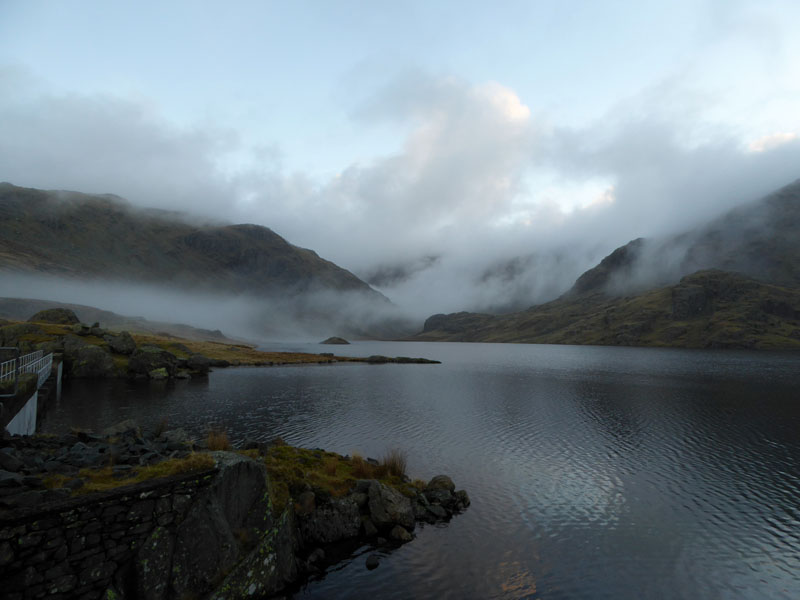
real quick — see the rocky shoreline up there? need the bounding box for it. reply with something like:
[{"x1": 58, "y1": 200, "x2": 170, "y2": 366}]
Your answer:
[
  {"x1": 0, "y1": 307, "x2": 440, "y2": 385},
  {"x1": 0, "y1": 423, "x2": 469, "y2": 598}
]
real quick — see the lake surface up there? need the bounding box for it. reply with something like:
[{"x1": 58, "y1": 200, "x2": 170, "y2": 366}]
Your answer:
[{"x1": 44, "y1": 342, "x2": 800, "y2": 599}]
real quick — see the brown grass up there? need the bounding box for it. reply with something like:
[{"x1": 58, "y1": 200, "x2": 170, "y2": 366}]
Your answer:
[
  {"x1": 42, "y1": 452, "x2": 216, "y2": 495},
  {"x1": 351, "y1": 454, "x2": 372, "y2": 479},
  {"x1": 382, "y1": 448, "x2": 408, "y2": 478},
  {"x1": 323, "y1": 457, "x2": 338, "y2": 476},
  {"x1": 207, "y1": 428, "x2": 231, "y2": 451}
]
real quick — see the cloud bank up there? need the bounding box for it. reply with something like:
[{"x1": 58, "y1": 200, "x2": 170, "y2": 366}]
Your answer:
[{"x1": 1, "y1": 65, "x2": 799, "y2": 323}]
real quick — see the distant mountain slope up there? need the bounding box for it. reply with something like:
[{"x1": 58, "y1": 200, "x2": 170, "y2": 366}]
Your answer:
[
  {"x1": 568, "y1": 179, "x2": 800, "y2": 297},
  {"x1": 0, "y1": 297, "x2": 232, "y2": 342},
  {"x1": 415, "y1": 270, "x2": 800, "y2": 349},
  {"x1": 415, "y1": 179, "x2": 800, "y2": 349},
  {"x1": 0, "y1": 183, "x2": 384, "y2": 298}
]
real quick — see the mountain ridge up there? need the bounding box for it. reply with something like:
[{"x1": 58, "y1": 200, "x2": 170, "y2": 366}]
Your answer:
[
  {"x1": 0, "y1": 182, "x2": 385, "y2": 299},
  {"x1": 414, "y1": 179, "x2": 800, "y2": 349}
]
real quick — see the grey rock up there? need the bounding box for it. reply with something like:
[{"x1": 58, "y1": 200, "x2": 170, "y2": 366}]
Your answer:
[
  {"x1": 136, "y1": 525, "x2": 175, "y2": 600},
  {"x1": 104, "y1": 331, "x2": 137, "y2": 355},
  {"x1": 0, "y1": 470, "x2": 23, "y2": 488},
  {"x1": 424, "y1": 488, "x2": 454, "y2": 506},
  {"x1": 367, "y1": 481, "x2": 415, "y2": 531},
  {"x1": 366, "y1": 554, "x2": 380, "y2": 570},
  {"x1": 69, "y1": 345, "x2": 116, "y2": 378},
  {"x1": 187, "y1": 353, "x2": 211, "y2": 374},
  {"x1": 390, "y1": 525, "x2": 413, "y2": 542},
  {"x1": 0, "y1": 449, "x2": 23, "y2": 473},
  {"x1": 71, "y1": 323, "x2": 91, "y2": 336},
  {"x1": 299, "y1": 497, "x2": 361, "y2": 544},
  {"x1": 426, "y1": 504, "x2": 448, "y2": 520},
  {"x1": 129, "y1": 346, "x2": 179, "y2": 378},
  {"x1": 2, "y1": 489, "x2": 43, "y2": 508},
  {"x1": 28, "y1": 308, "x2": 79, "y2": 325},
  {"x1": 425, "y1": 474, "x2": 455, "y2": 493},
  {"x1": 362, "y1": 517, "x2": 378, "y2": 538},
  {"x1": 102, "y1": 419, "x2": 141, "y2": 437}
]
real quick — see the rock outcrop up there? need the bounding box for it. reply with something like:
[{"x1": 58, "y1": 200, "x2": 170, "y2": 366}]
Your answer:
[
  {"x1": 103, "y1": 331, "x2": 137, "y2": 355},
  {"x1": 27, "y1": 308, "x2": 80, "y2": 325},
  {"x1": 320, "y1": 337, "x2": 349, "y2": 345},
  {"x1": 0, "y1": 428, "x2": 470, "y2": 599},
  {"x1": 128, "y1": 346, "x2": 179, "y2": 379},
  {"x1": 0, "y1": 440, "x2": 299, "y2": 599}
]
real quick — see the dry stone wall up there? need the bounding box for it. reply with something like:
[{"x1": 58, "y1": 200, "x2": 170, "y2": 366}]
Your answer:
[{"x1": 0, "y1": 453, "x2": 298, "y2": 600}]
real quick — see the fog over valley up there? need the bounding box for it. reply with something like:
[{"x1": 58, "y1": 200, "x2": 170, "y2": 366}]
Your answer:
[{"x1": 1, "y1": 1, "x2": 799, "y2": 337}]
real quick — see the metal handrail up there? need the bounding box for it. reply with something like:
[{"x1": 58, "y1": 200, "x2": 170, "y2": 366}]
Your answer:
[
  {"x1": 18, "y1": 350, "x2": 43, "y2": 369},
  {"x1": 0, "y1": 349, "x2": 52, "y2": 397},
  {"x1": 20, "y1": 353, "x2": 53, "y2": 388},
  {"x1": 0, "y1": 357, "x2": 17, "y2": 382},
  {"x1": 0, "y1": 347, "x2": 21, "y2": 398}
]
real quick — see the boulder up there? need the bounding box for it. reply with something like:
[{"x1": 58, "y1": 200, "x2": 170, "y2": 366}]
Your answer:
[
  {"x1": 148, "y1": 368, "x2": 169, "y2": 380},
  {"x1": 27, "y1": 308, "x2": 80, "y2": 325},
  {"x1": 62, "y1": 334, "x2": 88, "y2": 357},
  {"x1": 426, "y1": 475, "x2": 455, "y2": 493},
  {"x1": 367, "y1": 481, "x2": 415, "y2": 531},
  {"x1": 102, "y1": 419, "x2": 141, "y2": 437},
  {"x1": 0, "y1": 449, "x2": 23, "y2": 473},
  {"x1": 298, "y1": 497, "x2": 361, "y2": 544},
  {"x1": 390, "y1": 525, "x2": 413, "y2": 542},
  {"x1": 0, "y1": 323, "x2": 44, "y2": 347},
  {"x1": 69, "y1": 345, "x2": 116, "y2": 378},
  {"x1": 104, "y1": 331, "x2": 137, "y2": 355},
  {"x1": 128, "y1": 346, "x2": 179, "y2": 378},
  {"x1": 186, "y1": 353, "x2": 211, "y2": 374},
  {"x1": 71, "y1": 323, "x2": 92, "y2": 336}
]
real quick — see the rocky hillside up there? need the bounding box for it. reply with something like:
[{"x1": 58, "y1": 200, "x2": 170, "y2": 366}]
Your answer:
[
  {"x1": 0, "y1": 183, "x2": 384, "y2": 299},
  {"x1": 567, "y1": 179, "x2": 800, "y2": 297},
  {"x1": 415, "y1": 179, "x2": 800, "y2": 349}
]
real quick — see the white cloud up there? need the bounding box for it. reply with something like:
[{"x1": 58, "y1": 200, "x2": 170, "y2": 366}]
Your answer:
[
  {"x1": 1, "y1": 66, "x2": 799, "y2": 322},
  {"x1": 748, "y1": 132, "x2": 798, "y2": 153}
]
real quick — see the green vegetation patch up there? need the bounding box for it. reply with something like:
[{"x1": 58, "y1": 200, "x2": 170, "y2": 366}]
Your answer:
[
  {"x1": 262, "y1": 445, "x2": 416, "y2": 516},
  {"x1": 42, "y1": 452, "x2": 215, "y2": 495}
]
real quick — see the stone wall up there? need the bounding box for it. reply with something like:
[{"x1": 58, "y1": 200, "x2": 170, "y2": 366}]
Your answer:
[{"x1": 0, "y1": 453, "x2": 298, "y2": 600}]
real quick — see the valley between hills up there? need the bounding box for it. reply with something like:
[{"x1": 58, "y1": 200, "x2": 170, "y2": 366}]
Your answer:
[{"x1": 2, "y1": 179, "x2": 800, "y2": 350}]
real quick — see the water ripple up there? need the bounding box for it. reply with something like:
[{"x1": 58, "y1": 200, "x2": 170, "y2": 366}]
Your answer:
[{"x1": 45, "y1": 343, "x2": 800, "y2": 600}]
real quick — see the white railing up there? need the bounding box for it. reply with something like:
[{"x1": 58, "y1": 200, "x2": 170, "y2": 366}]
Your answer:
[
  {"x1": 20, "y1": 353, "x2": 53, "y2": 388},
  {"x1": 18, "y1": 350, "x2": 43, "y2": 371},
  {"x1": 0, "y1": 350, "x2": 53, "y2": 392},
  {"x1": 0, "y1": 357, "x2": 17, "y2": 383}
]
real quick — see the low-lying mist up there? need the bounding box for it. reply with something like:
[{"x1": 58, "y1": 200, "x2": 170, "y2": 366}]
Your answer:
[{"x1": 0, "y1": 274, "x2": 418, "y2": 344}]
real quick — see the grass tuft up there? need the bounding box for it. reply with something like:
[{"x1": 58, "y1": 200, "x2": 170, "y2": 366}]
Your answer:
[
  {"x1": 43, "y1": 452, "x2": 216, "y2": 495},
  {"x1": 382, "y1": 448, "x2": 408, "y2": 478},
  {"x1": 207, "y1": 428, "x2": 231, "y2": 451}
]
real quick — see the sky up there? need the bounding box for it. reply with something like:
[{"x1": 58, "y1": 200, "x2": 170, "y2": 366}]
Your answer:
[{"x1": 2, "y1": 0, "x2": 800, "y2": 318}]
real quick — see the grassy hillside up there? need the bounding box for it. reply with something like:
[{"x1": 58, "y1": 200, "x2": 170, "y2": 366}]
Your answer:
[
  {"x1": 414, "y1": 270, "x2": 800, "y2": 349},
  {"x1": 0, "y1": 183, "x2": 383, "y2": 298}
]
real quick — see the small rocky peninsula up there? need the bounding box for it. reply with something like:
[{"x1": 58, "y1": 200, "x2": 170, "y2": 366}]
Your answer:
[
  {"x1": 0, "y1": 422, "x2": 469, "y2": 599},
  {"x1": 0, "y1": 308, "x2": 439, "y2": 385}
]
